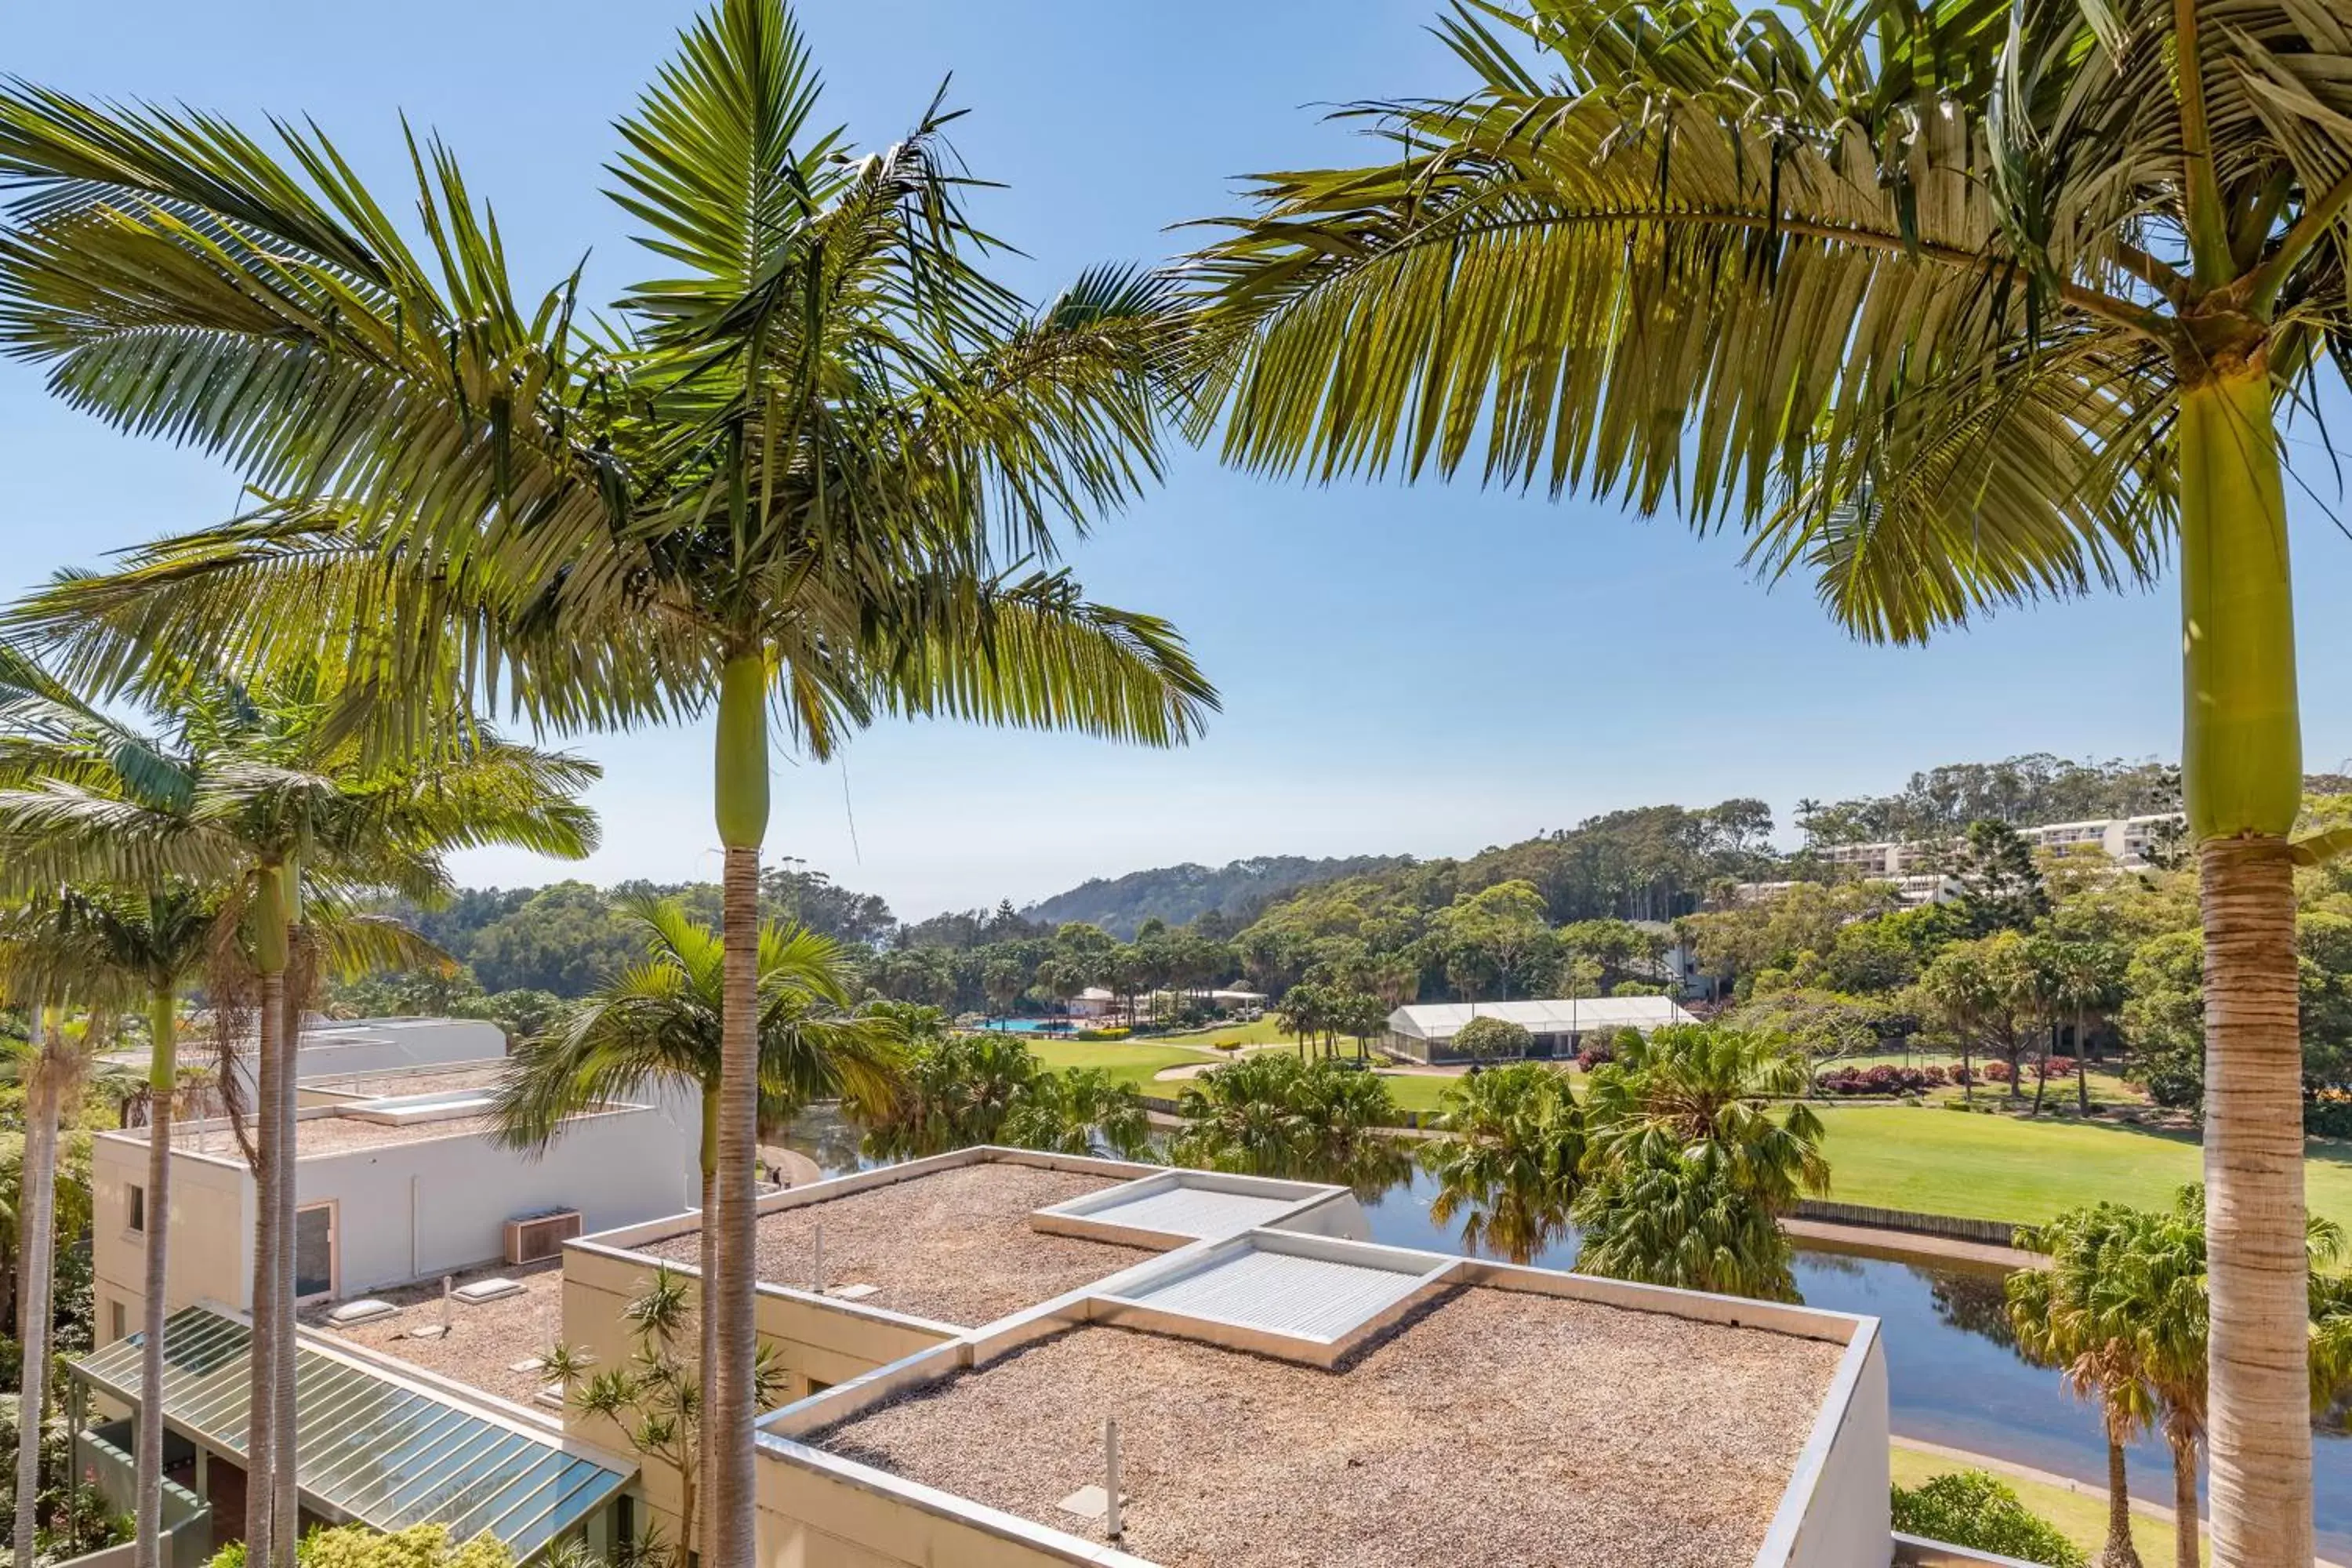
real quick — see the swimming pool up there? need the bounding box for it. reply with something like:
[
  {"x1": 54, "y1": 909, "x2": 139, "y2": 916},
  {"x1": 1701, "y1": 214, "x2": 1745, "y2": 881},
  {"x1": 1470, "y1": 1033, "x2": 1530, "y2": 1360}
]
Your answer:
[{"x1": 973, "y1": 1018, "x2": 1081, "y2": 1035}]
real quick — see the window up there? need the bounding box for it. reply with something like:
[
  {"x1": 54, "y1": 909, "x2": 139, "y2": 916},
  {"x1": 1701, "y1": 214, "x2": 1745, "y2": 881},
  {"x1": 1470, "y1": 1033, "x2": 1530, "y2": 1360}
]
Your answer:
[
  {"x1": 127, "y1": 1185, "x2": 144, "y2": 1234},
  {"x1": 107, "y1": 1301, "x2": 126, "y2": 1343},
  {"x1": 294, "y1": 1203, "x2": 336, "y2": 1301},
  {"x1": 804, "y1": 1378, "x2": 833, "y2": 1398}
]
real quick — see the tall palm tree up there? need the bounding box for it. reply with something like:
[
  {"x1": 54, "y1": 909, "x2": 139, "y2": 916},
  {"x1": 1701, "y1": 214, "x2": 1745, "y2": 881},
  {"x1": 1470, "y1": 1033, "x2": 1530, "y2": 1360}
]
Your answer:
[
  {"x1": 0, "y1": 655, "x2": 229, "y2": 1568},
  {"x1": 0, "y1": 924, "x2": 131, "y2": 1568},
  {"x1": 0, "y1": 10, "x2": 1213, "y2": 1560},
  {"x1": 2009, "y1": 1204, "x2": 2160, "y2": 1568},
  {"x1": 492, "y1": 893, "x2": 898, "y2": 1559},
  {"x1": 0, "y1": 670, "x2": 598, "y2": 1565},
  {"x1": 1186, "y1": 0, "x2": 2352, "y2": 1552},
  {"x1": 48, "y1": 885, "x2": 220, "y2": 1568}
]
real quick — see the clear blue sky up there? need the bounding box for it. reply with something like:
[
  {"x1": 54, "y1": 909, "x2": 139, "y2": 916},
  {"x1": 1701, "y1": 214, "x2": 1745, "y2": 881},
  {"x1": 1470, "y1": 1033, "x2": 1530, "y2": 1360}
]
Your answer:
[{"x1": 9, "y1": 0, "x2": 2352, "y2": 920}]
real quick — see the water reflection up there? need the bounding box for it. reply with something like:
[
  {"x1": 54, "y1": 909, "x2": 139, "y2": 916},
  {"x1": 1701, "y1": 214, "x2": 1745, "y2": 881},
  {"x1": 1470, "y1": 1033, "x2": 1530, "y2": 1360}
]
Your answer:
[{"x1": 773, "y1": 1106, "x2": 2350, "y2": 1555}]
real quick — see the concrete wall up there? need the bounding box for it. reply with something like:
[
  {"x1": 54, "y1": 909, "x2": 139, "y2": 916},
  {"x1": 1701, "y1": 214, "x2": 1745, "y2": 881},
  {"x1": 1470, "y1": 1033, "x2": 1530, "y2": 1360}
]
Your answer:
[
  {"x1": 1770, "y1": 1330, "x2": 1893, "y2": 1568},
  {"x1": 91, "y1": 1132, "x2": 255, "y2": 1343},
  {"x1": 754, "y1": 1439, "x2": 1156, "y2": 1568},
  {"x1": 300, "y1": 1106, "x2": 697, "y2": 1298},
  {"x1": 97, "y1": 1101, "x2": 697, "y2": 1321},
  {"x1": 563, "y1": 1236, "x2": 962, "y2": 1548}
]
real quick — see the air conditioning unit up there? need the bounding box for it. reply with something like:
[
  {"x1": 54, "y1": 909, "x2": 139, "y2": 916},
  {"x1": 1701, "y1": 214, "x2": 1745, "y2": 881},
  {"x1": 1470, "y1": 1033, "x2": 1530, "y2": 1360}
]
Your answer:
[{"x1": 503, "y1": 1208, "x2": 583, "y2": 1265}]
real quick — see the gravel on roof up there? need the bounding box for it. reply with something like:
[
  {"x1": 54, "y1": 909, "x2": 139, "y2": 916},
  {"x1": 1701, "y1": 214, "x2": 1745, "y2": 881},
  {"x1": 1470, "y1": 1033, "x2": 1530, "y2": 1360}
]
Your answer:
[
  {"x1": 811, "y1": 1286, "x2": 1846, "y2": 1568},
  {"x1": 641, "y1": 1162, "x2": 1149, "y2": 1327},
  {"x1": 304, "y1": 1065, "x2": 509, "y2": 1099},
  {"x1": 302, "y1": 1258, "x2": 565, "y2": 1410}
]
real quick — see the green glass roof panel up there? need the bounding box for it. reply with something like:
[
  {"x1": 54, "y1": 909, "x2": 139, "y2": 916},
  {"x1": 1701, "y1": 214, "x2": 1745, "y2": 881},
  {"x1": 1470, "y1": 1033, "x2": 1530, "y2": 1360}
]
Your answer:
[{"x1": 68, "y1": 1308, "x2": 630, "y2": 1560}]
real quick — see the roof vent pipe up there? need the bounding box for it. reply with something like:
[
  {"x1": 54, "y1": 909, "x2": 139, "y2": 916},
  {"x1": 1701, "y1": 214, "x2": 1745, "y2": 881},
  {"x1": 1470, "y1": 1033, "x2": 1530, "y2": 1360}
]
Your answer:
[
  {"x1": 811, "y1": 1222, "x2": 824, "y2": 1297},
  {"x1": 1104, "y1": 1416, "x2": 1123, "y2": 1541}
]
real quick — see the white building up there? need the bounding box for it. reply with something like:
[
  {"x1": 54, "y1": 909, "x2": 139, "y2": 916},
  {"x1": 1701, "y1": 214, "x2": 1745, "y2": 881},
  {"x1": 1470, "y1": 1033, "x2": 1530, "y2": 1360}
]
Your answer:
[
  {"x1": 1383, "y1": 995, "x2": 1696, "y2": 1063},
  {"x1": 91, "y1": 1058, "x2": 703, "y2": 1341},
  {"x1": 1810, "y1": 813, "x2": 2183, "y2": 877},
  {"x1": 1066, "y1": 985, "x2": 1120, "y2": 1018}
]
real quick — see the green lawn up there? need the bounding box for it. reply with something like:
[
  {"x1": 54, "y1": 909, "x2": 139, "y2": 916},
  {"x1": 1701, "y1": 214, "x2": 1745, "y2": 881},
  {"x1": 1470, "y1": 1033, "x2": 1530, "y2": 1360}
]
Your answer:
[
  {"x1": 1025, "y1": 1037, "x2": 1223, "y2": 1094},
  {"x1": 1890, "y1": 1443, "x2": 2202, "y2": 1566},
  {"x1": 1817, "y1": 1104, "x2": 2352, "y2": 1232}
]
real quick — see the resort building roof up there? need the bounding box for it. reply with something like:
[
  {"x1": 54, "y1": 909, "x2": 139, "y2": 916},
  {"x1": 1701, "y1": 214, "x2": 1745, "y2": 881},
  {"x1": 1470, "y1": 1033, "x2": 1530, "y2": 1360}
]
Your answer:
[
  {"x1": 689, "y1": 1150, "x2": 1889, "y2": 1568},
  {"x1": 804, "y1": 1285, "x2": 1847, "y2": 1568},
  {"x1": 635, "y1": 1160, "x2": 1156, "y2": 1328},
  {"x1": 303, "y1": 1258, "x2": 568, "y2": 1411}
]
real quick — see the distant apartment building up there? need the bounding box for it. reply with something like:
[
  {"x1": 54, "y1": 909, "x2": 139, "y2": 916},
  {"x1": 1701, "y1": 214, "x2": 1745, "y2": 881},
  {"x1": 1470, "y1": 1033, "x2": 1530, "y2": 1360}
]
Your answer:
[{"x1": 1809, "y1": 813, "x2": 2184, "y2": 878}]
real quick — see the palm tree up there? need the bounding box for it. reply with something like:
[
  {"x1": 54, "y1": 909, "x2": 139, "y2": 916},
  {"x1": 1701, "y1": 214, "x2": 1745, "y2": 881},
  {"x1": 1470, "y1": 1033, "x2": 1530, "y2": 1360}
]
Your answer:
[
  {"x1": 2049, "y1": 939, "x2": 2131, "y2": 1116},
  {"x1": 0, "y1": 670, "x2": 597, "y2": 1565},
  {"x1": 49, "y1": 885, "x2": 219, "y2": 1568},
  {"x1": 2009, "y1": 1205, "x2": 2159, "y2": 1568},
  {"x1": 1421, "y1": 1062, "x2": 1585, "y2": 1264},
  {"x1": 1570, "y1": 1137, "x2": 1803, "y2": 1301},
  {"x1": 1187, "y1": 0, "x2": 2352, "y2": 1550},
  {"x1": 0, "y1": 650, "x2": 221, "y2": 1568},
  {"x1": 493, "y1": 893, "x2": 896, "y2": 1559},
  {"x1": 0, "y1": 13, "x2": 1214, "y2": 1557},
  {"x1": 1582, "y1": 1025, "x2": 1829, "y2": 1212},
  {"x1": 1000, "y1": 1068, "x2": 1152, "y2": 1160},
  {"x1": 0, "y1": 920, "x2": 130, "y2": 1568}
]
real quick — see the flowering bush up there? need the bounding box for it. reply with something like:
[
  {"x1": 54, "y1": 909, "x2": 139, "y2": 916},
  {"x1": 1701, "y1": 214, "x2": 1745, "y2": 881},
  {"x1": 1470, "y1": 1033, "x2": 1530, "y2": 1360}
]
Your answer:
[
  {"x1": 1573, "y1": 1039, "x2": 1616, "y2": 1070},
  {"x1": 1075, "y1": 1027, "x2": 1132, "y2": 1042},
  {"x1": 1813, "y1": 1064, "x2": 1938, "y2": 1097}
]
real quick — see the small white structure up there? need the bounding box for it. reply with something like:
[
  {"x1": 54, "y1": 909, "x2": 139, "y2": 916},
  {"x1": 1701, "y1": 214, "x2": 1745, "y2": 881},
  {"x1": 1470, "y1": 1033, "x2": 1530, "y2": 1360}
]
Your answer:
[
  {"x1": 1384, "y1": 995, "x2": 1696, "y2": 1063},
  {"x1": 1066, "y1": 986, "x2": 1119, "y2": 1018},
  {"x1": 1207, "y1": 986, "x2": 1267, "y2": 1014}
]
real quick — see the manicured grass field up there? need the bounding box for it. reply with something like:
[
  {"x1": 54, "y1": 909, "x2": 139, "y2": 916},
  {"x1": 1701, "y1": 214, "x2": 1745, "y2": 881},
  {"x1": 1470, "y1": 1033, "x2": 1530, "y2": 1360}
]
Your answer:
[
  {"x1": 1024, "y1": 1036, "x2": 1224, "y2": 1094},
  {"x1": 1890, "y1": 1443, "x2": 2203, "y2": 1566},
  {"x1": 1817, "y1": 1104, "x2": 2352, "y2": 1232}
]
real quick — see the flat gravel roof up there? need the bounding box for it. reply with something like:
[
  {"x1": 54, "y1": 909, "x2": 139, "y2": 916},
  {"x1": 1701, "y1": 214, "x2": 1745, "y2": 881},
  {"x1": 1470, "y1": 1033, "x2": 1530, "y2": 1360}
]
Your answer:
[
  {"x1": 640, "y1": 1163, "x2": 1151, "y2": 1327},
  {"x1": 812, "y1": 1285, "x2": 1845, "y2": 1568}
]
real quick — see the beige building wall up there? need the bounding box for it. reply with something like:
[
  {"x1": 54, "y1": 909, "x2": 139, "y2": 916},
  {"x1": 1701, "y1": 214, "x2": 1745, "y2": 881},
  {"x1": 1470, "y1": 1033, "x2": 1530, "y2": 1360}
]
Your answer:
[
  {"x1": 562, "y1": 1240, "x2": 957, "y2": 1554},
  {"x1": 91, "y1": 1134, "x2": 254, "y2": 1348}
]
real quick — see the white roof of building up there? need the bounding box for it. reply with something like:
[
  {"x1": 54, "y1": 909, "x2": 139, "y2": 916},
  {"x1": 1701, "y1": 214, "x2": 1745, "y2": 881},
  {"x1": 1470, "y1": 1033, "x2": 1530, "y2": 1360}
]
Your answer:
[
  {"x1": 1386, "y1": 996, "x2": 1694, "y2": 1041},
  {"x1": 1074, "y1": 986, "x2": 1117, "y2": 1001}
]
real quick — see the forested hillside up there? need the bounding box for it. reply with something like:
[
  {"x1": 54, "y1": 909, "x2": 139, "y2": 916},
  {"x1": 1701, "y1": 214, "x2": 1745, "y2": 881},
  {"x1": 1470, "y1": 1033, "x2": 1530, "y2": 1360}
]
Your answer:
[{"x1": 1020, "y1": 854, "x2": 1407, "y2": 936}]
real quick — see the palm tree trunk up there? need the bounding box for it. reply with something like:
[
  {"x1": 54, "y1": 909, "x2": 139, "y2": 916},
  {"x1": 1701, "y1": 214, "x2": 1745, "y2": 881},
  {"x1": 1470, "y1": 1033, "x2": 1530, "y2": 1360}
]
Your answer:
[
  {"x1": 696, "y1": 1087, "x2": 718, "y2": 1567},
  {"x1": 2078, "y1": 1007, "x2": 2092, "y2": 1116},
  {"x1": 135, "y1": 986, "x2": 176, "y2": 1568},
  {"x1": 2033, "y1": 1027, "x2": 2051, "y2": 1116},
  {"x1": 271, "y1": 971, "x2": 299, "y2": 1563},
  {"x1": 245, "y1": 864, "x2": 291, "y2": 1568},
  {"x1": 2179, "y1": 361, "x2": 2308, "y2": 1568},
  {"x1": 13, "y1": 1029, "x2": 59, "y2": 1568},
  {"x1": 706, "y1": 651, "x2": 768, "y2": 1568},
  {"x1": 2098, "y1": 1432, "x2": 2143, "y2": 1568},
  {"x1": 2169, "y1": 1423, "x2": 2201, "y2": 1568}
]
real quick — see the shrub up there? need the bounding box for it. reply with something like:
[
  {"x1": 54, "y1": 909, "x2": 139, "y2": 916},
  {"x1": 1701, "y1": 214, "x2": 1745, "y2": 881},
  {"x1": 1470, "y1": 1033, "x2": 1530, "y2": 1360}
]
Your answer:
[
  {"x1": 210, "y1": 1523, "x2": 520, "y2": 1568},
  {"x1": 1214, "y1": 1040, "x2": 1243, "y2": 1053},
  {"x1": 1983, "y1": 1060, "x2": 2012, "y2": 1083},
  {"x1": 2309, "y1": 1090, "x2": 2352, "y2": 1139},
  {"x1": 1453, "y1": 1016, "x2": 1533, "y2": 1059},
  {"x1": 1573, "y1": 1038, "x2": 1616, "y2": 1070},
  {"x1": 1888, "y1": 1472, "x2": 2084, "y2": 1567},
  {"x1": 1074, "y1": 1027, "x2": 1131, "y2": 1042}
]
